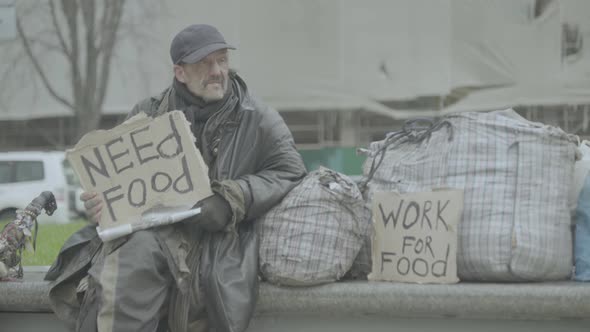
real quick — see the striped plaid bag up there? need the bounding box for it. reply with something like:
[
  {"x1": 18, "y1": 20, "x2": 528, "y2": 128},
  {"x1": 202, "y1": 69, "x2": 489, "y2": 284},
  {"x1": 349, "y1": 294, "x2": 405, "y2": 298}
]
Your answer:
[
  {"x1": 361, "y1": 109, "x2": 577, "y2": 281},
  {"x1": 257, "y1": 167, "x2": 369, "y2": 286}
]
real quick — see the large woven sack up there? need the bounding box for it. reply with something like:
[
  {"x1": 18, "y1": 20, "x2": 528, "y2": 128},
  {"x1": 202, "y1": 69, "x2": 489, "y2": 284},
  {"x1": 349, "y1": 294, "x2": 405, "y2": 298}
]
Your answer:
[
  {"x1": 257, "y1": 167, "x2": 369, "y2": 286},
  {"x1": 361, "y1": 109, "x2": 577, "y2": 281}
]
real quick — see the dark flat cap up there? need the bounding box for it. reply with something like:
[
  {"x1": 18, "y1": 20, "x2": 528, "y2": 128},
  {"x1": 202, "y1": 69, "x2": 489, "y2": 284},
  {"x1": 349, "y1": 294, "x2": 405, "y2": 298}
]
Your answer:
[{"x1": 170, "y1": 24, "x2": 235, "y2": 64}]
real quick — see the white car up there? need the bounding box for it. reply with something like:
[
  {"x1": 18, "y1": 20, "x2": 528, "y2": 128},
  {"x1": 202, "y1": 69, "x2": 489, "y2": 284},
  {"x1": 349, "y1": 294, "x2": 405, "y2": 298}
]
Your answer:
[{"x1": 0, "y1": 151, "x2": 85, "y2": 224}]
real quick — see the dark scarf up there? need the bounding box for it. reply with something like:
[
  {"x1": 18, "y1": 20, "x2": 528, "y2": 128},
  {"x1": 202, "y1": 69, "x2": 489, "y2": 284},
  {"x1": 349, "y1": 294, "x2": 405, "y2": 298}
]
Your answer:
[{"x1": 170, "y1": 76, "x2": 240, "y2": 168}]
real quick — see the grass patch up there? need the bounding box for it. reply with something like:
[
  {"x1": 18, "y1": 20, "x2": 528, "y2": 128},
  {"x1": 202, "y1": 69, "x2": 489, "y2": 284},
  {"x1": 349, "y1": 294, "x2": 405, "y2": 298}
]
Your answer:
[{"x1": 1, "y1": 219, "x2": 87, "y2": 266}]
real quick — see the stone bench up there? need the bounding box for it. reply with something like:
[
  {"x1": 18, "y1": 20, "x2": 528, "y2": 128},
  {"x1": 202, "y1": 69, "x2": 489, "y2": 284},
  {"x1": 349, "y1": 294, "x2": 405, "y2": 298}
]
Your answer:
[{"x1": 1, "y1": 267, "x2": 589, "y2": 331}]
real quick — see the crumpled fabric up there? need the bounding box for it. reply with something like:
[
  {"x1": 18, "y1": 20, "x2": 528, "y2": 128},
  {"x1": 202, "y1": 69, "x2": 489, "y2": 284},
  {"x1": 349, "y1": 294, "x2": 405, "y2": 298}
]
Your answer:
[{"x1": 212, "y1": 179, "x2": 247, "y2": 230}]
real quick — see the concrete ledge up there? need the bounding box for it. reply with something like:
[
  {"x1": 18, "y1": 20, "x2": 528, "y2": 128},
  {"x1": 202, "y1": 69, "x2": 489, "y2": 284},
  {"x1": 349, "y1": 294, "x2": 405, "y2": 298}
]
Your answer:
[
  {"x1": 1, "y1": 267, "x2": 590, "y2": 321},
  {"x1": 0, "y1": 281, "x2": 50, "y2": 312},
  {"x1": 258, "y1": 281, "x2": 590, "y2": 320}
]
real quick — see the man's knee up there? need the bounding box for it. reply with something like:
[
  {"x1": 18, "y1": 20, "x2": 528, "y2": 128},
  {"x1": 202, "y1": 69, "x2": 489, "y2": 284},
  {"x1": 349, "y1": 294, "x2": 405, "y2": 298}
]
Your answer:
[
  {"x1": 116, "y1": 230, "x2": 166, "y2": 267},
  {"x1": 123, "y1": 230, "x2": 160, "y2": 249}
]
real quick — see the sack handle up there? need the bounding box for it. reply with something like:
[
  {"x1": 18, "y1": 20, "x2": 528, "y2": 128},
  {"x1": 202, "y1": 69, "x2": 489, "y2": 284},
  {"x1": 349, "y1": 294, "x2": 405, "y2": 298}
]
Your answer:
[{"x1": 358, "y1": 118, "x2": 454, "y2": 194}]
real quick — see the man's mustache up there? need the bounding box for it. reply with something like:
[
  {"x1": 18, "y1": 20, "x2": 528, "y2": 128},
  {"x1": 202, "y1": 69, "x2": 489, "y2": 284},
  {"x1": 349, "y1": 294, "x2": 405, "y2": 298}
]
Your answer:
[{"x1": 203, "y1": 76, "x2": 224, "y2": 87}]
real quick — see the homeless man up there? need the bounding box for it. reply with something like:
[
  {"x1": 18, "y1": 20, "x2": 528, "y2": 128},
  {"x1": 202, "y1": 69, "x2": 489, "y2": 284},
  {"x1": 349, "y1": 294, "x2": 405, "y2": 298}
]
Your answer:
[{"x1": 45, "y1": 23, "x2": 307, "y2": 332}]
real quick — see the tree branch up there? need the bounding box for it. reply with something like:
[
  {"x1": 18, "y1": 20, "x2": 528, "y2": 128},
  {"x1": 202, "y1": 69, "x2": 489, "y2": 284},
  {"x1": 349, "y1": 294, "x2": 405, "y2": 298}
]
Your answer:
[
  {"x1": 0, "y1": 48, "x2": 29, "y2": 110},
  {"x1": 16, "y1": 16, "x2": 74, "y2": 110},
  {"x1": 61, "y1": 0, "x2": 82, "y2": 106},
  {"x1": 27, "y1": 37, "x2": 64, "y2": 54},
  {"x1": 49, "y1": 0, "x2": 71, "y2": 60},
  {"x1": 80, "y1": 0, "x2": 97, "y2": 114},
  {"x1": 96, "y1": 0, "x2": 125, "y2": 110}
]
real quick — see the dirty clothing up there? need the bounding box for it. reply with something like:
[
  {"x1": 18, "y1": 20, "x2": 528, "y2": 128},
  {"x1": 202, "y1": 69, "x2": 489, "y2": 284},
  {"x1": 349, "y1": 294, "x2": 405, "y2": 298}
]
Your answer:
[{"x1": 45, "y1": 72, "x2": 307, "y2": 331}]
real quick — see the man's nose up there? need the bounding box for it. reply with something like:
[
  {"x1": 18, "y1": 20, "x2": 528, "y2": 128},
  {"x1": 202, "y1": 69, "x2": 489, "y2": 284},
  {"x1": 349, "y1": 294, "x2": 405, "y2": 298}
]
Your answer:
[{"x1": 209, "y1": 62, "x2": 222, "y2": 75}]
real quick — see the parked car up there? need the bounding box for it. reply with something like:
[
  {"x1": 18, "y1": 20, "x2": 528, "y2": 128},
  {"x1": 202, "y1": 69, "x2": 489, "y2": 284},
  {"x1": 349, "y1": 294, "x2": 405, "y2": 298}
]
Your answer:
[{"x1": 0, "y1": 151, "x2": 84, "y2": 224}]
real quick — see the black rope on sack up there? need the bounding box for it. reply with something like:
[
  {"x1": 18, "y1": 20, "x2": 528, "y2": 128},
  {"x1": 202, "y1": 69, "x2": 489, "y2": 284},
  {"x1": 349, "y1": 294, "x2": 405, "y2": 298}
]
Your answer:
[{"x1": 358, "y1": 117, "x2": 454, "y2": 195}]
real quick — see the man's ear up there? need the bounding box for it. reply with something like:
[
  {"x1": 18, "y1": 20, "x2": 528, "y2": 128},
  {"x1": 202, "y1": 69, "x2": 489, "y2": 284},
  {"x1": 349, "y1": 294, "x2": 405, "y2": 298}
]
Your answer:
[{"x1": 173, "y1": 64, "x2": 186, "y2": 83}]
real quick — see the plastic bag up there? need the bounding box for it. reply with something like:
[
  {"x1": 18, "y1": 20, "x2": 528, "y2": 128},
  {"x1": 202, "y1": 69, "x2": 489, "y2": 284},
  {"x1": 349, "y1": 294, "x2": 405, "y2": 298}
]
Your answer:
[{"x1": 569, "y1": 141, "x2": 590, "y2": 213}]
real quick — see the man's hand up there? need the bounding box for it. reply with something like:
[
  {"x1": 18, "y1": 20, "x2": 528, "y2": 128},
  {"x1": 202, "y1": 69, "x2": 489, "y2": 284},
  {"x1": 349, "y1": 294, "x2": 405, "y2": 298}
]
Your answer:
[
  {"x1": 80, "y1": 191, "x2": 103, "y2": 225},
  {"x1": 191, "y1": 194, "x2": 233, "y2": 232}
]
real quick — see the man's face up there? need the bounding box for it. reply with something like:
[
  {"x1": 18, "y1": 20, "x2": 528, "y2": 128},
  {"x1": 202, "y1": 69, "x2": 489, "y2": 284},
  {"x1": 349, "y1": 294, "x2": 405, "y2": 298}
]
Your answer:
[{"x1": 174, "y1": 49, "x2": 230, "y2": 102}]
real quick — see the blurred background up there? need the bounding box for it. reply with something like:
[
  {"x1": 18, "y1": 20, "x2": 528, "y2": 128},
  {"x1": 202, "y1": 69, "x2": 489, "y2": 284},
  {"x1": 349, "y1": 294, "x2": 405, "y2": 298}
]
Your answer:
[{"x1": 0, "y1": 0, "x2": 589, "y2": 228}]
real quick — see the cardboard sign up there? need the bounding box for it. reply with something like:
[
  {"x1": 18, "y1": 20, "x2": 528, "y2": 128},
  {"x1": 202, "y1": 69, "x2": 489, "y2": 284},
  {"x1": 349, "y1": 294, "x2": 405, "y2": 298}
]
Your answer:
[
  {"x1": 368, "y1": 190, "x2": 463, "y2": 284},
  {"x1": 66, "y1": 111, "x2": 213, "y2": 229}
]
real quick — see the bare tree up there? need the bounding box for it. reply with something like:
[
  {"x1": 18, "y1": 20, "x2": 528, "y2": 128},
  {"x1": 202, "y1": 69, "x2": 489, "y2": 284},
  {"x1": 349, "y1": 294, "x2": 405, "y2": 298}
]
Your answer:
[{"x1": 15, "y1": 0, "x2": 125, "y2": 140}]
